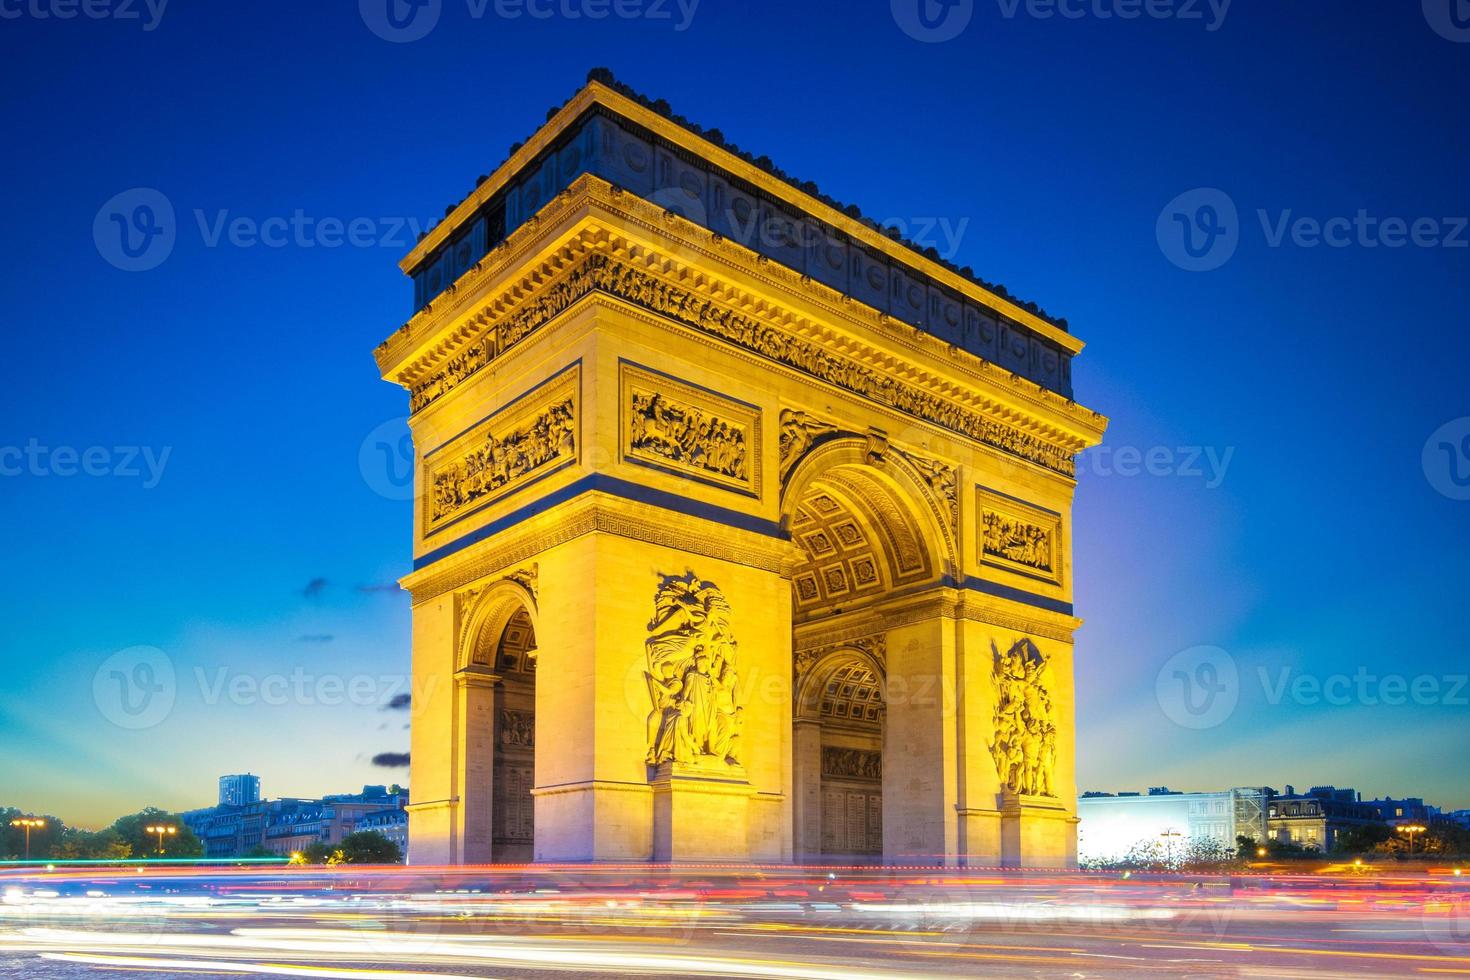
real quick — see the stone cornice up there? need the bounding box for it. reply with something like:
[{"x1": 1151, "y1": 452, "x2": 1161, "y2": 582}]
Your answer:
[
  {"x1": 399, "y1": 80, "x2": 1081, "y2": 353},
  {"x1": 400, "y1": 490, "x2": 793, "y2": 604},
  {"x1": 377, "y1": 179, "x2": 1106, "y2": 473},
  {"x1": 791, "y1": 585, "x2": 1082, "y2": 646}
]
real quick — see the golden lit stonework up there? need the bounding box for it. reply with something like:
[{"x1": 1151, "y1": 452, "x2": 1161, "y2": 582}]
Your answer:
[{"x1": 375, "y1": 74, "x2": 1107, "y2": 867}]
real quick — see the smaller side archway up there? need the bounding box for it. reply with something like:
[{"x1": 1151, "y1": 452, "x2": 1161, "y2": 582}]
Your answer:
[
  {"x1": 457, "y1": 579, "x2": 539, "y2": 863},
  {"x1": 792, "y1": 644, "x2": 886, "y2": 864}
]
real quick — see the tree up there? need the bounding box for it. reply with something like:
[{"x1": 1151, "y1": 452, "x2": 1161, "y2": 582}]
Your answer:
[
  {"x1": 0, "y1": 808, "x2": 65, "y2": 860},
  {"x1": 1337, "y1": 824, "x2": 1392, "y2": 854},
  {"x1": 110, "y1": 808, "x2": 204, "y2": 858},
  {"x1": 294, "y1": 831, "x2": 402, "y2": 866},
  {"x1": 52, "y1": 827, "x2": 133, "y2": 860},
  {"x1": 336, "y1": 830, "x2": 402, "y2": 864}
]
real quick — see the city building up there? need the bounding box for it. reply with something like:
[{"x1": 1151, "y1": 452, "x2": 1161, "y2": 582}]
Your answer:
[
  {"x1": 1266, "y1": 786, "x2": 1382, "y2": 851},
  {"x1": 359, "y1": 808, "x2": 409, "y2": 855},
  {"x1": 376, "y1": 71, "x2": 1107, "y2": 868},
  {"x1": 1078, "y1": 788, "x2": 1268, "y2": 863},
  {"x1": 218, "y1": 774, "x2": 261, "y2": 807},
  {"x1": 182, "y1": 782, "x2": 407, "y2": 859},
  {"x1": 1361, "y1": 797, "x2": 1444, "y2": 827}
]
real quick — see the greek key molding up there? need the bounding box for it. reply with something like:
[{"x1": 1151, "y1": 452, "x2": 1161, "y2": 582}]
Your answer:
[{"x1": 405, "y1": 494, "x2": 794, "y2": 604}]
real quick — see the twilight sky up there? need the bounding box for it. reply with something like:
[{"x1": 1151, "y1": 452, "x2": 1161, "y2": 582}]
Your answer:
[{"x1": 1, "y1": 0, "x2": 1466, "y2": 828}]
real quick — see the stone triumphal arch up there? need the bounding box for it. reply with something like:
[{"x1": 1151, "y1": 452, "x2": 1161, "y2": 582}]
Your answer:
[{"x1": 375, "y1": 72, "x2": 1107, "y2": 867}]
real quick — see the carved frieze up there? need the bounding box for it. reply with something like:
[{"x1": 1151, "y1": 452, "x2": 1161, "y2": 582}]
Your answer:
[
  {"x1": 822, "y1": 746, "x2": 882, "y2": 781},
  {"x1": 990, "y1": 637, "x2": 1057, "y2": 798},
  {"x1": 406, "y1": 251, "x2": 1076, "y2": 475},
  {"x1": 499, "y1": 710, "x2": 535, "y2": 748},
  {"x1": 424, "y1": 365, "x2": 579, "y2": 534},
  {"x1": 643, "y1": 571, "x2": 743, "y2": 767},
  {"x1": 977, "y1": 486, "x2": 1061, "y2": 584},
  {"x1": 621, "y1": 362, "x2": 761, "y2": 496}
]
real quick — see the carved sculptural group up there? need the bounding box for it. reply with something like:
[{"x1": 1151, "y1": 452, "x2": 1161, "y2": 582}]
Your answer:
[
  {"x1": 429, "y1": 397, "x2": 576, "y2": 525},
  {"x1": 982, "y1": 510, "x2": 1054, "y2": 572},
  {"x1": 630, "y1": 391, "x2": 748, "y2": 480},
  {"x1": 644, "y1": 572, "x2": 744, "y2": 767},
  {"x1": 990, "y1": 637, "x2": 1058, "y2": 797}
]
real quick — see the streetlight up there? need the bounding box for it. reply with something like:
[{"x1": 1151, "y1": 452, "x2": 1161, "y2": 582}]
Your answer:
[
  {"x1": 1397, "y1": 824, "x2": 1428, "y2": 857},
  {"x1": 144, "y1": 824, "x2": 177, "y2": 855},
  {"x1": 9, "y1": 818, "x2": 45, "y2": 861}
]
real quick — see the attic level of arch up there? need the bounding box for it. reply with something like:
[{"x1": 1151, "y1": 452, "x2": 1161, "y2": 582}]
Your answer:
[{"x1": 404, "y1": 103, "x2": 1076, "y2": 398}]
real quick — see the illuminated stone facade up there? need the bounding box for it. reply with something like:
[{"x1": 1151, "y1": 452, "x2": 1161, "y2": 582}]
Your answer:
[{"x1": 374, "y1": 74, "x2": 1107, "y2": 867}]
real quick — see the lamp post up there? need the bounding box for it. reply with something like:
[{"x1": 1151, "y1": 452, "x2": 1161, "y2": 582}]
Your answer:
[
  {"x1": 9, "y1": 818, "x2": 45, "y2": 861},
  {"x1": 144, "y1": 824, "x2": 177, "y2": 855},
  {"x1": 1397, "y1": 824, "x2": 1428, "y2": 857}
]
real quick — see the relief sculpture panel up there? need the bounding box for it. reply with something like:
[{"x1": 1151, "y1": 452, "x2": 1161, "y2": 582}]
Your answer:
[
  {"x1": 423, "y1": 364, "x2": 579, "y2": 534},
  {"x1": 977, "y1": 486, "x2": 1062, "y2": 585},
  {"x1": 643, "y1": 571, "x2": 744, "y2": 767},
  {"x1": 621, "y1": 362, "x2": 761, "y2": 496},
  {"x1": 990, "y1": 638, "x2": 1057, "y2": 798}
]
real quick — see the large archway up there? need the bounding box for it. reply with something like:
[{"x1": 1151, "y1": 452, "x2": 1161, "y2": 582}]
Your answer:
[{"x1": 783, "y1": 440, "x2": 954, "y2": 864}]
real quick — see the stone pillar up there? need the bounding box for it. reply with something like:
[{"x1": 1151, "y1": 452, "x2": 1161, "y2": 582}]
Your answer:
[
  {"x1": 883, "y1": 611, "x2": 959, "y2": 865},
  {"x1": 455, "y1": 665, "x2": 499, "y2": 864},
  {"x1": 792, "y1": 718, "x2": 823, "y2": 861},
  {"x1": 405, "y1": 592, "x2": 455, "y2": 866},
  {"x1": 650, "y1": 761, "x2": 757, "y2": 861}
]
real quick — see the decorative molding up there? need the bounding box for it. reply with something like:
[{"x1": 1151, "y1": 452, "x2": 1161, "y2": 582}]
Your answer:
[
  {"x1": 644, "y1": 571, "x2": 743, "y2": 767},
  {"x1": 406, "y1": 494, "x2": 794, "y2": 604},
  {"x1": 424, "y1": 365, "x2": 580, "y2": 535},
  {"x1": 794, "y1": 633, "x2": 887, "y2": 685},
  {"x1": 977, "y1": 486, "x2": 1062, "y2": 585},
  {"x1": 621, "y1": 361, "x2": 761, "y2": 497},
  {"x1": 398, "y1": 241, "x2": 1082, "y2": 476},
  {"x1": 990, "y1": 637, "x2": 1058, "y2": 798}
]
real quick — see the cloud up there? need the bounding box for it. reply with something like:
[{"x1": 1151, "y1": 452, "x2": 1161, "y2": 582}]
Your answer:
[
  {"x1": 371, "y1": 752, "x2": 410, "y2": 768},
  {"x1": 301, "y1": 578, "x2": 328, "y2": 599},
  {"x1": 384, "y1": 693, "x2": 411, "y2": 711},
  {"x1": 356, "y1": 583, "x2": 400, "y2": 595},
  {"x1": 296, "y1": 634, "x2": 334, "y2": 644}
]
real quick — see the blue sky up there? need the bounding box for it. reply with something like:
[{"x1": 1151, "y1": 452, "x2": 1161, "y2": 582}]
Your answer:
[{"x1": 1, "y1": 0, "x2": 1466, "y2": 827}]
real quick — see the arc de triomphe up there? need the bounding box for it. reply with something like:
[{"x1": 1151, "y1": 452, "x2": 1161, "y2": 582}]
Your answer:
[{"x1": 374, "y1": 71, "x2": 1107, "y2": 867}]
